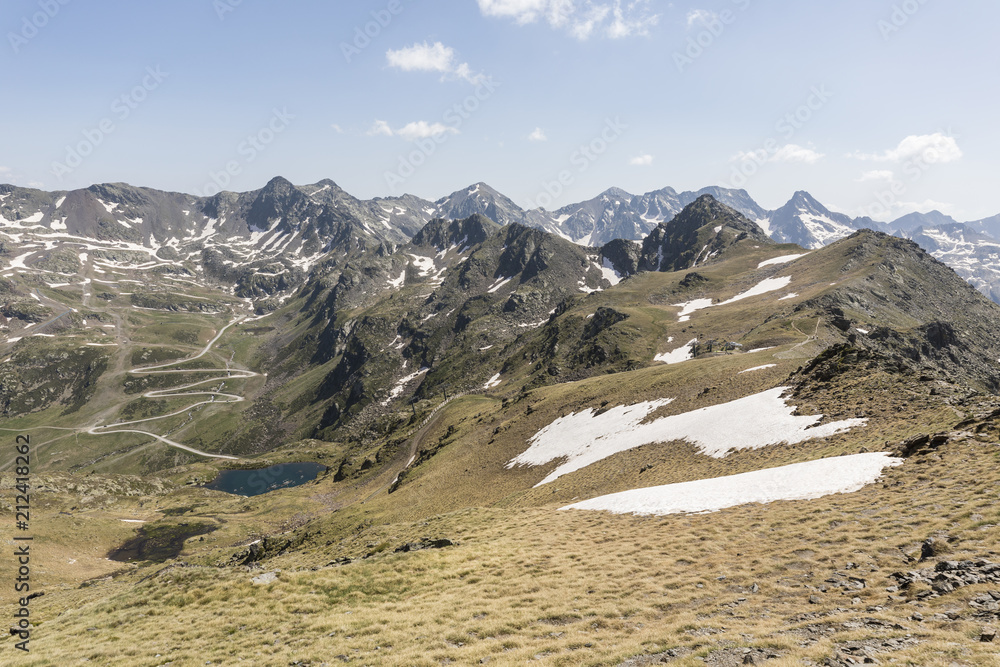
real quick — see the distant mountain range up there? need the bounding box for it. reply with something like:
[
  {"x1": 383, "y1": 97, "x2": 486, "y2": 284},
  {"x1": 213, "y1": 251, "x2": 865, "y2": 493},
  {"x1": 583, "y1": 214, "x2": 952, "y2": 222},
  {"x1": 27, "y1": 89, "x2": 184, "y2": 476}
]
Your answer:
[{"x1": 2, "y1": 176, "x2": 998, "y2": 301}]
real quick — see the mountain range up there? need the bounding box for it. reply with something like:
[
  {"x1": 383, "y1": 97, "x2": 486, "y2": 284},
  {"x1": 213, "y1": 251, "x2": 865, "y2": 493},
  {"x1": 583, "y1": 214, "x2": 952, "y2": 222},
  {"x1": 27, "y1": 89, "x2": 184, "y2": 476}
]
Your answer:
[
  {"x1": 3, "y1": 177, "x2": 998, "y2": 303},
  {"x1": 4, "y1": 180, "x2": 1000, "y2": 664}
]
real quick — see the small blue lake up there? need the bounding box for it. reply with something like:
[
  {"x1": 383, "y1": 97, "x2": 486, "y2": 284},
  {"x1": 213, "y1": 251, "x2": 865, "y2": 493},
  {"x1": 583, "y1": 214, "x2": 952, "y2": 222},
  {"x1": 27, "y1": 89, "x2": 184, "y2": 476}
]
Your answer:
[{"x1": 204, "y1": 462, "x2": 327, "y2": 496}]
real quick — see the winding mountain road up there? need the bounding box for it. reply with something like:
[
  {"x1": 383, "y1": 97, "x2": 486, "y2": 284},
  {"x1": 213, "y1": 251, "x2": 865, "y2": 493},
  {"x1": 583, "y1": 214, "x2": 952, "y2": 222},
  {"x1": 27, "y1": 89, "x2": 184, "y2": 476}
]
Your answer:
[{"x1": 87, "y1": 316, "x2": 255, "y2": 461}]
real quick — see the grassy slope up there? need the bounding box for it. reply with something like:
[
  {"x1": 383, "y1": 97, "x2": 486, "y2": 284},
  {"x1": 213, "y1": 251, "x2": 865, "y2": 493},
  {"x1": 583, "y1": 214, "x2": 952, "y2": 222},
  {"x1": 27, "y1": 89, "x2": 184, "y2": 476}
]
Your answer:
[{"x1": 3, "y1": 235, "x2": 1000, "y2": 664}]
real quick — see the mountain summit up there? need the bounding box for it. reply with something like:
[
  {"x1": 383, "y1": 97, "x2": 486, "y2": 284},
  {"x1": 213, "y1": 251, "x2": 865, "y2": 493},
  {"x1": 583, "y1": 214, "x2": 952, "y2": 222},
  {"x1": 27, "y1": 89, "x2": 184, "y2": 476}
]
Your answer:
[{"x1": 639, "y1": 194, "x2": 773, "y2": 272}]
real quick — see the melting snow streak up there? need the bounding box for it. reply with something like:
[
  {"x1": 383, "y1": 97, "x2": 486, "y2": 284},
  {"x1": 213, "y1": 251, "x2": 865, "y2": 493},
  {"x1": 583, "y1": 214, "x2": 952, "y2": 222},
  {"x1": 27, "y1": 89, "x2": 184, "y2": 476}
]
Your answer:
[{"x1": 560, "y1": 454, "x2": 903, "y2": 516}]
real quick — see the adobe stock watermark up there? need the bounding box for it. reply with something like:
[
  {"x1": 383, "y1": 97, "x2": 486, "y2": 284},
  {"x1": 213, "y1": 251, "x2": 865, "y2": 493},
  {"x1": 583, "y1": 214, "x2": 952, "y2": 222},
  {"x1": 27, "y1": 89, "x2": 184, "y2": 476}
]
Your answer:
[
  {"x1": 50, "y1": 66, "x2": 169, "y2": 181},
  {"x1": 213, "y1": 0, "x2": 243, "y2": 21},
  {"x1": 383, "y1": 77, "x2": 500, "y2": 191},
  {"x1": 524, "y1": 117, "x2": 628, "y2": 211},
  {"x1": 8, "y1": 0, "x2": 72, "y2": 54},
  {"x1": 194, "y1": 108, "x2": 295, "y2": 196},
  {"x1": 341, "y1": 0, "x2": 406, "y2": 63},
  {"x1": 674, "y1": 0, "x2": 752, "y2": 73},
  {"x1": 878, "y1": 0, "x2": 930, "y2": 40},
  {"x1": 727, "y1": 85, "x2": 833, "y2": 189}
]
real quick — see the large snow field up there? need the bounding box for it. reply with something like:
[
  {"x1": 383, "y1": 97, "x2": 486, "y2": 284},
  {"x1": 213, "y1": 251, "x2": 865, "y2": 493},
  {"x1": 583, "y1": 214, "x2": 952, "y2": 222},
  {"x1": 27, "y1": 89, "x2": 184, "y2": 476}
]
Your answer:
[
  {"x1": 559, "y1": 453, "x2": 903, "y2": 516},
  {"x1": 507, "y1": 387, "x2": 867, "y2": 486}
]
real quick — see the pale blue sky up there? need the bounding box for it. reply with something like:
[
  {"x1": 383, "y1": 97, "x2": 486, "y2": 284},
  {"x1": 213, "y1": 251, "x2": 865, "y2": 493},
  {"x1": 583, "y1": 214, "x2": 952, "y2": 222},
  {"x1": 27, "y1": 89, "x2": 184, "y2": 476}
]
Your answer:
[{"x1": 2, "y1": 0, "x2": 996, "y2": 220}]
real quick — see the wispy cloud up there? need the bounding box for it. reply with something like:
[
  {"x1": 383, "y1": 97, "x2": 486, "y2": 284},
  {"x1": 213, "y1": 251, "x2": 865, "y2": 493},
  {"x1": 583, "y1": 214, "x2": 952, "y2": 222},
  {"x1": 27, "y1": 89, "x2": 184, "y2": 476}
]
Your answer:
[
  {"x1": 851, "y1": 133, "x2": 962, "y2": 164},
  {"x1": 771, "y1": 144, "x2": 825, "y2": 164},
  {"x1": 477, "y1": 0, "x2": 659, "y2": 40},
  {"x1": 629, "y1": 154, "x2": 653, "y2": 166},
  {"x1": 368, "y1": 120, "x2": 395, "y2": 137},
  {"x1": 330, "y1": 124, "x2": 343, "y2": 134},
  {"x1": 686, "y1": 9, "x2": 717, "y2": 28},
  {"x1": 732, "y1": 144, "x2": 824, "y2": 165},
  {"x1": 528, "y1": 127, "x2": 548, "y2": 142},
  {"x1": 856, "y1": 170, "x2": 894, "y2": 182},
  {"x1": 368, "y1": 119, "x2": 460, "y2": 141},
  {"x1": 396, "y1": 121, "x2": 460, "y2": 141},
  {"x1": 386, "y1": 41, "x2": 484, "y2": 84}
]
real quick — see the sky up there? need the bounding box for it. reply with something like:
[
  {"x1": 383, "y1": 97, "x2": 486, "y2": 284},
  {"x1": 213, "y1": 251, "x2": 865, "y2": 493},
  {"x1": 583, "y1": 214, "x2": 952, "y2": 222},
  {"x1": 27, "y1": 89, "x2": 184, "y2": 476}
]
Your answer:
[{"x1": 2, "y1": 0, "x2": 997, "y2": 221}]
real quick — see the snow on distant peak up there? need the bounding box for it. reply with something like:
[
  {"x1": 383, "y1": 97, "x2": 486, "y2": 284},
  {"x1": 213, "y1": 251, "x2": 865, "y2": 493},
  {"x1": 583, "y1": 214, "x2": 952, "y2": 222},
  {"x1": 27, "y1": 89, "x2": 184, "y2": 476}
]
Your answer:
[
  {"x1": 96, "y1": 199, "x2": 118, "y2": 214},
  {"x1": 800, "y1": 214, "x2": 852, "y2": 249},
  {"x1": 560, "y1": 454, "x2": 903, "y2": 517},
  {"x1": 507, "y1": 387, "x2": 867, "y2": 486}
]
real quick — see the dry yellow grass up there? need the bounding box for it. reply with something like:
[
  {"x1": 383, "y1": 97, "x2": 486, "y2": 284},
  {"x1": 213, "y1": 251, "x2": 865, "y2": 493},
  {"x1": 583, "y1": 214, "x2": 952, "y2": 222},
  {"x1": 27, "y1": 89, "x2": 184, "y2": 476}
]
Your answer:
[{"x1": 4, "y1": 425, "x2": 1000, "y2": 665}]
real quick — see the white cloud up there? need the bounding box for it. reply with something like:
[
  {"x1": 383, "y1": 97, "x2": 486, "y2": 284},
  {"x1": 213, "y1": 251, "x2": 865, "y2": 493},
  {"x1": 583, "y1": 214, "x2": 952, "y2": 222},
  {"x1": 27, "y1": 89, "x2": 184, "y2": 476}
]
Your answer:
[
  {"x1": 396, "y1": 121, "x2": 460, "y2": 141},
  {"x1": 477, "y1": 0, "x2": 658, "y2": 39},
  {"x1": 852, "y1": 133, "x2": 962, "y2": 164},
  {"x1": 856, "y1": 170, "x2": 894, "y2": 182},
  {"x1": 771, "y1": 144, "x2": 824, "y2": 164},
  {"x1": 569, "y1": 5, "x2": 610, "y2": 39},
  {"x1": 386, "y1": 41, "x2": 484, "y2": 84},
  {"x1": 686, "y1": 9, "x2": 716, "y2": 28},
  {"x1": 0, "y1": 166, "x2": 11, "y2": 174},
  {"x1": 368, "y1": 120, "x2": 395, "y2": 137},
  {"x1": 386, "y1": 42, "x2": 454, "y2": 72},
  {"x1": 369, "y1": 119, "x2": 460, "y2": 141},
  {"x1": 330, "y1": 124, "x2": 343, "y2": 134},
  {"x1": 528, "y1": 127, "x2": 548, "y2": 142},
  {"x1": 629, "y1": 154, "x2": 654, "y2": 166},
  {"x1": 732, "y1": 144, "x2": 824, "y2": 165}
]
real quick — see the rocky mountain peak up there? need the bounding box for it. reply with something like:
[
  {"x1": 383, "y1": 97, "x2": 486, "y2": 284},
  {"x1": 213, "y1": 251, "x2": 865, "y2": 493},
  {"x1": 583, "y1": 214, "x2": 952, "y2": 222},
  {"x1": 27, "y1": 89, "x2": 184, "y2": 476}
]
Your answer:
[{"x1": 638, "y1": 195, "x2": 772, "y2": 272}]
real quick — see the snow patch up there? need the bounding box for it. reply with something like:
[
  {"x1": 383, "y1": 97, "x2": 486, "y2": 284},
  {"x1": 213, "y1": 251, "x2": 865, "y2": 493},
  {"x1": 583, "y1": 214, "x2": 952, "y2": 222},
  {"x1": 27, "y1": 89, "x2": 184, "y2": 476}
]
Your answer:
[
  {"x1": 382, "y1": 367, "x2": 429, "y2": 406},
  {"x1": 507, "y1": 387, "x2": 867, "y2": 486},
  {"x1": 408, "y1": 254, "x2": 436, "y2": 277},
  {"x1": 387, "y1": 270, "x2": 405, "y2": 289},
  {"x1": 673, "y1": 298, "x2": 713, "y2": 323},
  {"x1": 739, "y1": 364, "x2": 776, "y2": 374},
  {"x1": 600, "y1": 258, "x2": 622, "y2": 285},
  {"x1": 757, "y1": 253, "x2": 809, "y2": 269},
  {"x1": 487, "y1": 276, "x2": 512, "y2": 294},
  {"x1": 561, "y1": 454, "x2": 903, "y2": 516},
  {"x1": 483, "y1": 373, "x2": 501, "y2": 389},
  {"x1": 654, "y1": 338, "x2": 697, "y2": 365},
  {"x1": 96, "y1": 199, "x2": 118, "y2": 214}
]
